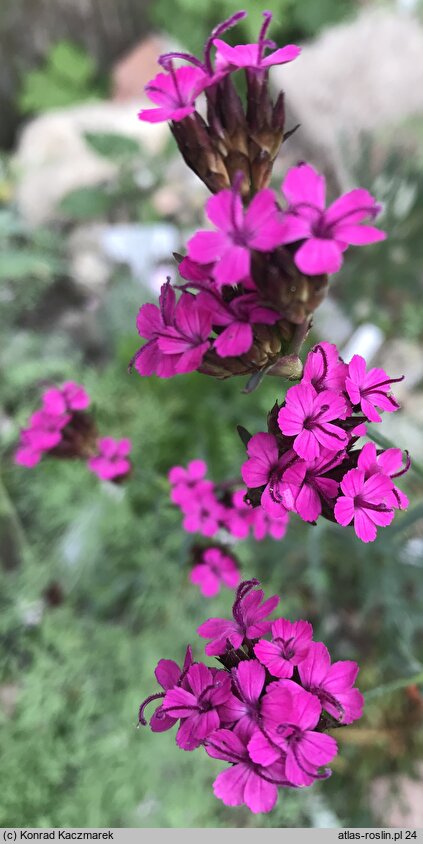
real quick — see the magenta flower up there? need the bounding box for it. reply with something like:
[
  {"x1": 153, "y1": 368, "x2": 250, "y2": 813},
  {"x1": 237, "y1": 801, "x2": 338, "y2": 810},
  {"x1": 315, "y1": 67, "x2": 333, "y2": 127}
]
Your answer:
[
  {"x1": 250, "y1": 506, "x2": 289, "y2": 541},
  {"x1": 198, "y1": 291, "x2": 279, "y2": 358},
  {"x1": 248, "y1": 680, "x2": 338, "y2": 786},
  {"x1": 214, "y1": 11, "x2": 300, "y2": 73},
  {"x1": 218, "y1": 659, "x2": 266, "y2": 741},
  {"x1": 345, "y1": 355, "x2": 402, "y2": 423},
  {"x1": 190, "y1": 547, "x2": 240, "y2": 597},
  {"x1": 198, "y1": 579, "x2": 279, "y2": 656},
  {"x1": 298, "y1": 642, "x2": 364, "y2": 725},
  {"x1": 302, "y1": 343, "x2": 348, "y2": 395},
  {"x1": 181, "y1": 488, "x2": 224, "y2": 537},
  {"x1": 87, "y1": 437, "x2": 132, "y2": 481},
  {"x1": 206, "y1": 728, "x2": 288, "y2": 814},
  {"x1": 278, "y1": 383, "x2": 348, "y2": 460},
  {"x1": 42, "y1": 382, "x2": 90, "y2": 414},
  {"x1": 221, "y1": 489, "x2": 251, "y2": 539},
  {"x1": 357, "y1": 442, "x2": 409, "y2": 511},
  {"x1": 131, "y1": 282, "x2": 212, "y2": 378},
  {"x1": 187, "y1": 186, "x2": 286, "y2": 288},
  {"x1": 168, "y1": 459, "x2": 213, "y2": 505},
  {"x1": 334, "y1": 467, "x2": 394, "y2": 543},
  {"x1": 162, "y1": 662, "x2": 232, "y2": 750},
  {"x1": 138, "y1": 645, "x2": 193, "y2": 733},
  {"x1": 241, "y1": 432, "x2": 294, "y2": 517},
  {"x1": 138, "y1": 65, "x2": 209, "y2": 124},
  {"x1": 278, "y1": 163, "x2": 386, "y2": 275},
  {"x1": 15, "y1": 429, "x2": 45, "y2": 467},
  {"x1": 254, "y1": 619, "x2": 313, "y2": 679},
  {"x1": 280, "y1": 449, "x2": 344, "y2": 522}
]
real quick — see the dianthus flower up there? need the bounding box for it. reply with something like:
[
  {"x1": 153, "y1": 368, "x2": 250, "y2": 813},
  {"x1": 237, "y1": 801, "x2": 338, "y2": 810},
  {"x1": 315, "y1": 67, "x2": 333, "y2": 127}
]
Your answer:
[
  {"x1": 277, "y1": 383, "x2": 348, "y2": 460},
  {"x1": 198, "y1": 291, "x2": 279, "y2": 358},
  {"x1": 214, "y1": 11, "x2": 300, "y2": 74},
  {"x1": 278, "y1": 163, "x2": 386, "y2": 275},
  {"x1": 87, "y1": 437, "x2": 132, "y2": 482},
  {"x1": 190, "y1": 546, "x2": 240, "y2": 597},
  {"x1": 298, "y1": 642, "x2": 364, "y2": 725},
  {"x1": 197, "y1": 579, "x2": 279, "y2": 656},
  {"x1": 345, "y1": 355, "x2": 402, "y2": 422},
  {"x1": 131, "y1": 281, "x2": 212, "y2": 378},
  {"x1": 187, "y1": 185, "x2": 286, "y2": 288}
]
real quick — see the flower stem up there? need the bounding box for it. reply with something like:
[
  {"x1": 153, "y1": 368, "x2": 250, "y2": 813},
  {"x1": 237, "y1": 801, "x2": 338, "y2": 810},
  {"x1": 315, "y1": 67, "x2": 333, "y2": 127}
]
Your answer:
[
  {"x1": 365, "y1": 670, "x2": 423, "y2": 702},
  {"x1": 0, "y1": 465, "x2": 29, "y2": 570}
]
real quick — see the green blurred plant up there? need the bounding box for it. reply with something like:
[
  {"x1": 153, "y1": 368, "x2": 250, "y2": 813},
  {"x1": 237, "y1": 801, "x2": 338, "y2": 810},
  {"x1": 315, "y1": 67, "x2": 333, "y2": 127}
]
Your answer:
[
  {"x1": 149, "y1": 0, "x2": 355, "y2": 51},
  {"x1": 18, "y1": 41, "x2": 104, "y2": 115}
]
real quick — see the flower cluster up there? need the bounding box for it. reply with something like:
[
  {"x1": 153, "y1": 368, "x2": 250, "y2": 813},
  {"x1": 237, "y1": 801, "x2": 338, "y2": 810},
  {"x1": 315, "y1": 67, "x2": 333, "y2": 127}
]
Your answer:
[
  {"x1": 15, "y1": 382, "x2": 132, "y2": 483},
  {"x1": 139, "y1": 579, "x2": 364, "y2": 814},
  {"x1": 131, "y1": 11, "x2": 386, "y2": 386},
  {"x1": 242, "y1": 342, "x2": 410, "y2": 542},
  {"x1": 169, "y1": 459, "x2": 289, "y2": 542}
]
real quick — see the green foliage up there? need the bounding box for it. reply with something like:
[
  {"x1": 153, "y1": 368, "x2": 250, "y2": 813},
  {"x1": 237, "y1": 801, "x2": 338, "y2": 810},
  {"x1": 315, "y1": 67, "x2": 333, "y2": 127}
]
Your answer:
[
  {"x1": 84, "y1": 132, "x2": 141, "y2": 162},
  {"x1": 18, "y1": 41, "x2": 103, "y2": 115},
  {"x1": 149, "y1": 0, "x2": 356, "y2": 53},
  {"x1": 334, "y1": 137, "x2": 423, "y2": 339}
]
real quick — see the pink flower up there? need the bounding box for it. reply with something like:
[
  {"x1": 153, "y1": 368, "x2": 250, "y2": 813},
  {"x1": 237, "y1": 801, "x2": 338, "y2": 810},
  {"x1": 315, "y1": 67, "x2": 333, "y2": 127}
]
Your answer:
[
  {"x1": 138, "y1": 65, "x2": 209, "y2": 124},
  {"x1": 138, "y1": 646, "x2": 193, "y2": 733},
  {"x1": 221, "y1": 489, "x2": 251, "y2": 539},
  {"x1": 168, "y1": 459, "x2": 213, "y2": 505},
  {"x1": 87, "y1": 437, "x2": 132, "y2": 481},
  {"x1": 278, "y1": 383, "x2": 348, "y2": 460},
  {"x1": 345, "y1": 355, "x2": 401, "y2": 423},
  {"x1": 218, "y1": 660, "x2": 266, "y2": 741},
  {"x1": 181, "y1": 488, "x2": 224, "y2": 537},
  {"x1": 250, "y1": 506, "x2": 289, "y2": 541},
  {"x1": 254, "y1": 619, "x2": 313, "y2": 679},
  {"x1": 205, "y1": 728, "x2": 288, "y2": 814},
  {"x1": 190, "y1": 547, "x2": 240, "y2": 597},
  {"x1": 334, "y1": 467, "x2": 394, "y2": 542},
  {"x1": 241, "y1": 432, "x2": 293, "y2": 518},
  {"x1": 198, "y1": 291, "x2": 279, "y2": 358},
  {"x1": 280, "y1": 449, "x2": 344, "y2": 522},
  {"x1": 187, "y1": 186, "x2": 286, "y2": 288},
  {"x1": 162, "y1": 662, "x2": 232, "y2": 750},
  {"x1": 302, "y1": 343, "x2": 348, "y2": 394},
  {"x1": 248, "y1": 680, "x2": 338, "y2": 786},
  {"x1": 131, "y1": 282, "x2": 212, "y2": 378},
  {"x1": 42, "y1": 382, "x2": 90, "y2": 414},
  {"x1": 15, "y1": 429, "x2": 44, "y2": 467},
  {"x1": 357, "y1": 442, "x2": 409, "y2": 511},
  {"x1": 213, "y1": 10, "x2": 299, "y2": 73},
  {"x1": 15, "y1": 408, "x2": 71, "y2": 467},
  {"x1": 298, "y1": 642, "x2": 364, "y2": 725},
  {"x1": 278, "y1": 163, "x2": 386, "y2": 275},
  {"x1": 197, "y1": 579, "x2": 279, "y2": 656}
]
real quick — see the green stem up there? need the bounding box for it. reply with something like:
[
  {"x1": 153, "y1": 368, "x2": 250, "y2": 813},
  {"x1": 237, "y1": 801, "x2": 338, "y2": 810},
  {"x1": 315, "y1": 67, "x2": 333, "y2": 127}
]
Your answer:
[
  {"x1": 366, "y1": 426, "x2": 423, "y2": 482},
  {"x1": 365, "y1": 670, "x2": 423, "y2": 702},
  {"x1": 0, "y1": 465, "x2": 29, "y2": 570}
]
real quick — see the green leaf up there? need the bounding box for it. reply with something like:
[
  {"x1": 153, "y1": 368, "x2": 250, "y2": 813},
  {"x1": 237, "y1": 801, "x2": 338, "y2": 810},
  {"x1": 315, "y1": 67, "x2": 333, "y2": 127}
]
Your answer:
[
  {"x1": 83, "y1": 132, "x2": 140, "y2": 161},
  {"x1": 59, "y1": 185, "x2": 112, "y2": 220},
  {"x1": 0, "y1": 251, "x2": 60, "y2": 280}
]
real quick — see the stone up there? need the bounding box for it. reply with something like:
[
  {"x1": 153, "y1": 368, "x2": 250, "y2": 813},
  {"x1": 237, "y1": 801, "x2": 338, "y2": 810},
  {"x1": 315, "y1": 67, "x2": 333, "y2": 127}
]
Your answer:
[
  {"x1": 112, "y1": 36, "x2": 170, "y2": 102},
  {"x1": 14, "y1": 100, "x2": 169, "y2": 226},
  {"x1": 371, "y1": 765, "x2": 423, "y2": 827},
  {"x1": 274, "y1": 8, "x2": 423, "y2": 184}
]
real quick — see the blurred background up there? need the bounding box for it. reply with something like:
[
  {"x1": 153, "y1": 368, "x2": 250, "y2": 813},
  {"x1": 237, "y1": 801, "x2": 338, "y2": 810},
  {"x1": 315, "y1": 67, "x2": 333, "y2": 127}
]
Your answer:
[{"x1": 1, "y1": 0, "x2": 423, "y2": 829}]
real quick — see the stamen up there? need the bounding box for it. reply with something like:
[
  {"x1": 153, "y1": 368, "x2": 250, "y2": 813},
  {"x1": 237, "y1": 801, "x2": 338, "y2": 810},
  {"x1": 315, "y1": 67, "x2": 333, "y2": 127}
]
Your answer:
[
  {"x1": 159, "y1": 51, "x2": 206, "y2": 71},
  {"x1": 138, "y1": 692, "x2": 165, "y2": 726},
  {"x1": 258, "y1": 11, "x2": 273, "y2": 63},
  {"x1": 391, "y1": 450, "x2": 411, "y2": 479},
  {"x1": 205, "y1": 10, "x2": 247, "y2": 73}
]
